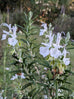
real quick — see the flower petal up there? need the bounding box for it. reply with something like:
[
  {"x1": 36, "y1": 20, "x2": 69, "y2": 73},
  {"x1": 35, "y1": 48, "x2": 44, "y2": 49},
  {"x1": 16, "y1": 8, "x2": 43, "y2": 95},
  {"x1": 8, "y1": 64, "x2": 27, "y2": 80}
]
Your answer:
[
  {"x1": 2, "y1": 23, "x2": 12, "y2": 30},
  {"x1": 8, "y1": 37, "x2": 18, "y2": 46},
  {"x1": 1, "y1": 34, "x2": 7, "y2": 40},
  {"x1": 50, "y1": 47, "x2": 62, "y2": 58},
  {"x1": 63, "y1": 58, "x2": 70, "y2": 65},
  {"x1": 3, "y1": 30, "x2": 9, "y2": 35},
  {"x1": 56, "y1": 33, "x2": 61, "y2": 45},
  {"x1": 39, "y1": 46, "x2": 50, "y2": 57}
]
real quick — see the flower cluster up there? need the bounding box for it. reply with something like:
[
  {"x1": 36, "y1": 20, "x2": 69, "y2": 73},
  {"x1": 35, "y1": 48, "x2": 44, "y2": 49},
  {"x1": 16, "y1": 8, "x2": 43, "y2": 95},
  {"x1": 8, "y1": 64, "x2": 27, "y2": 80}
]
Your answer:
[
  {"x1": 39, "y1": 23, "x2": 70, "y2": 74},
  {"x1": 1, "y1": 23, "x2": 18, "y2": 46}
]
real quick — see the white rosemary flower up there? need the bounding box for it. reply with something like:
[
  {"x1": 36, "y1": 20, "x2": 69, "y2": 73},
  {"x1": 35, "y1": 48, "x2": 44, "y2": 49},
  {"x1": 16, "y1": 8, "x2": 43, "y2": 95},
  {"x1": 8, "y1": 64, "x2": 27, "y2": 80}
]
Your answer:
[
  {"x1": 39, "y1": 23, "x2": 47, "y2": 36},
  {"x1": 39, "y1": 46, "x2": 50, "y2": 57},
  {"x1": 1, "y1": 23, "x2": 18, "y2": 46},
  {"x1": 8, "y1": 37, "x2": 18, "y2": 46},
  {"x1": 49, "y1": 47, "x2": 62, "y2": 59}
]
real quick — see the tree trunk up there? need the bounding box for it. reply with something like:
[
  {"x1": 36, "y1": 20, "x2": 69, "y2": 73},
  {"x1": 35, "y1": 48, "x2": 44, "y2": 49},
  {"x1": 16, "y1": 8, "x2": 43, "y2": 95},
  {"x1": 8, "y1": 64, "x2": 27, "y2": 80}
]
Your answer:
[
  {"x1": 60, "y1": 5, "x2": 65, "y2": 15},
  {"x1": 6, "y1": 5, "x2": 9, "y2": 24},
  {"x1": 39, "y1": 0, "x2": 41, "y2": 3},
  {"x1": 56, "y1": 0, "x2": 59, "y2": 8},
  {"x1": 20, "y1": 0, "x2": 23, "y2": 13},
  {"x1": 41, "y1": 0, "x2": 44, "y2": 4}
]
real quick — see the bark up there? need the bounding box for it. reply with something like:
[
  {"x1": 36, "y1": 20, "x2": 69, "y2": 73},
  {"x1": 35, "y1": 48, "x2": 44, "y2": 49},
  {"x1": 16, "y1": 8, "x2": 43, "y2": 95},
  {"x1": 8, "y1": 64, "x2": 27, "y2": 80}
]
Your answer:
[
  {"x1": 56, "y1": 0, "x2": 59, "y2": 8},
  {"x1": 20, "y1": 0, "x2": 23, "y2": 13},
  {"x1": 60, "y1": 5, "x2": 65, "y2": 15},
  {"x1": 6, "y1": 5, "x2": 9, "y2": 24}
]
